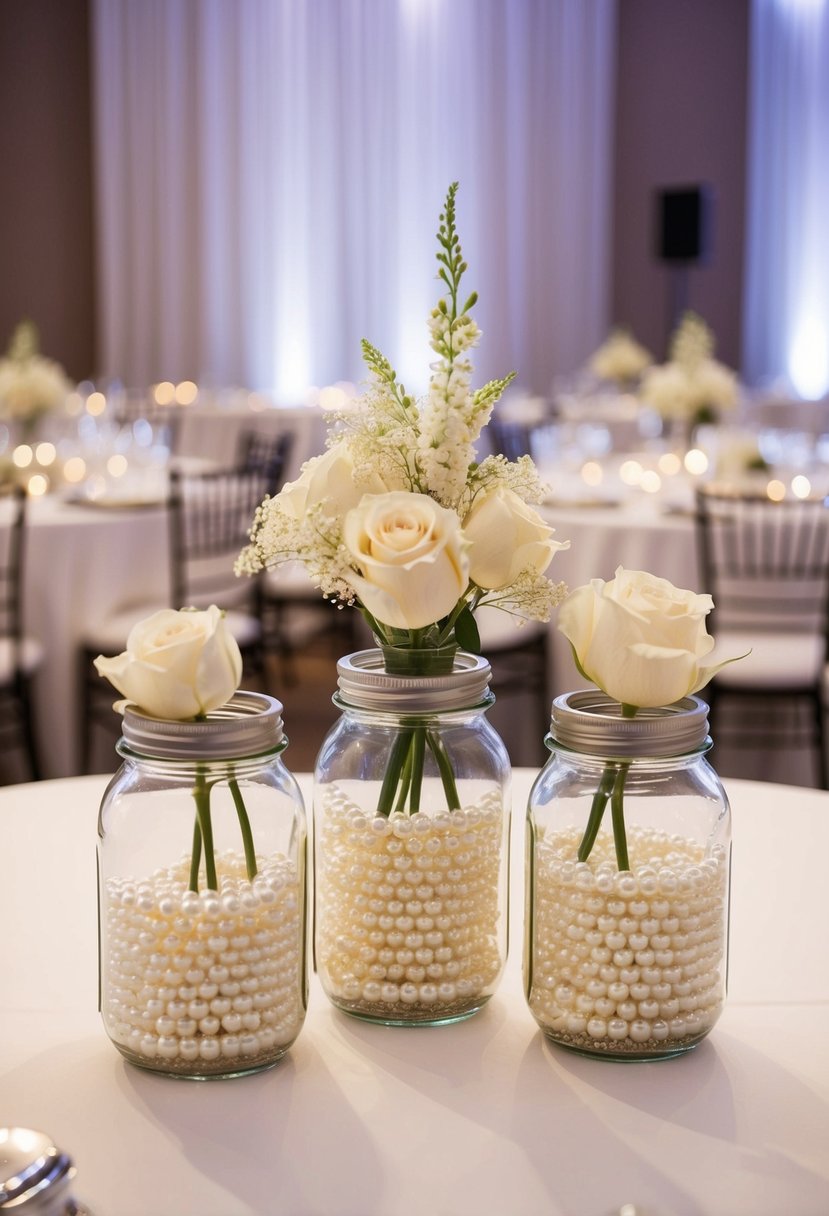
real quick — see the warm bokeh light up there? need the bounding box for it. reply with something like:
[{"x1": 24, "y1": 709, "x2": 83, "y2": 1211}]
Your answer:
[
  {"x1": 154, "y1": 381, "x2": 175, "y2": 405},
  {"x1": 791, "y1": 474, "x2": 812, "y2": 499},
  {"x1": 640, "y1": 469, "x2": 662, "y2": 494},
  {"x1": 766, "y1": 479, "x2": 786, "y2": 501},
  {"x1": 107, "y1": 454, "x2": 128, "y2": 478},
  {"x1": 658, "y1": 452, "x2": 682, "y2": 476},
  {"x1": 27, "y1": 474, "x2": 49, "y2": 496},
  {"x1": 63, "y1": 456, "x2": 87, "y2": 483},
  {"x1": 619, "y1": 459, "x2": 643, "y2": 486},
  {"x1": 580, "y1": 460, "x2": 603, "y2": 487},
  {"x1": 35, "y1": 442, "x2": 57, "y2": 466},
  {"x1": 248, "y1": 392, "x2": 269, "y2": 412},
  {"x1": 12, "y1": 445, "x2": 33, "y2": 468},
  {"x1": 174, "y1": 380, "x2": 198, "y2": 405},
  {"x1": 87, "y1": 391, "x2": 107, "y2": 416},
  {"x1": 684, "y1": 449, "x2": 709, "y2": 476}
]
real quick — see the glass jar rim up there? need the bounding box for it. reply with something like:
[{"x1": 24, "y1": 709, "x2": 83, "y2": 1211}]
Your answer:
[
  {"x1": 335, "y1": 648, "x2": 492, "y2": 713},
  {"x1": 549, "y1": 690, "x2": 710, "y2": 758},
  {"x1": 120, "y1": 690, "x2": 284, "y2": 760}
]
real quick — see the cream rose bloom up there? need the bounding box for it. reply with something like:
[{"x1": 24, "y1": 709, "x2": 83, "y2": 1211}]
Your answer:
[
  {"x1": 279, "y1": 440, "x2": 387, "y2": 521},
  {"x1": 557, "y1": 566, "x2": 737, "y2": 708},
  {"x1": 94, "y1": 605, "x2": 242, "y2": 719},
  {"x1": 343, "y1": 491, "x2": 469, "y2": 630},
  {"x1": 463, "y1": 486, "x2": 567, "y2": 590}
]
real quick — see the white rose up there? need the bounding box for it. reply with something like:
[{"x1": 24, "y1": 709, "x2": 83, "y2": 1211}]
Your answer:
[
  {"x1": 94, "y1": 605, "x2": 242, "y2": 719},
  {"x1": 343, "y1": 491, "x2": 469, "y2": 630},
  {"x1": 557, "y1": 566, "x2": 736, "y2": 708},
  {"x1": 278, "y1": 440, "x2": 386, "y2": 521},
  {"x1": 463, "y1": 486, "x2": 567, "y2": 590}
]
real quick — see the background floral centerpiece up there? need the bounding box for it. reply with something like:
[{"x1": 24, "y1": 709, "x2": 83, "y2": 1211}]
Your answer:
[
  {"x1": 639, "y1": 312, "x2": 738, "y2": 445},
  {"x1": 588, "y1": 326, "x2": 653, "y2": 388},
  {"x1": 0, "y1": 319, "x2": 72, "y2": 440}
]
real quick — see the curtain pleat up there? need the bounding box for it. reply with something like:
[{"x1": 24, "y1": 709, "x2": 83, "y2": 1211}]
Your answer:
[{"x1": 91, "y1": 0, "x2": 617, "y2": 401}]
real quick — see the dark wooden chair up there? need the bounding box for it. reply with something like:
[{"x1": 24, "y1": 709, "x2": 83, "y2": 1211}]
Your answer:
[
  {"x1": 695, "y1": 486, "x2": 829, "y2": 788},
  {"x1": 78, "y1": 465, "x2": 276, "y2": 772},
  {"x1": 0, "y1": 484, "x2": 44, "y2": 782}
]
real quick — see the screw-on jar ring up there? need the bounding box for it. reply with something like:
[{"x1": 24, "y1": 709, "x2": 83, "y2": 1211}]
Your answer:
[
  {"x1": 550, "y1": 690, "x2": 710, "y2": 758},
  {"x1": 120, "y1": 690, "x2": 284, "y2": 760},
  {"x1": 335, "y1": 649, "x2": 493, "y2": 712}
]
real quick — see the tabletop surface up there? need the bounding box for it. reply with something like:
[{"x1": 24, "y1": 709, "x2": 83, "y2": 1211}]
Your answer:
[{"x1": 1, "y1": 771, "x2": 828, "y2": 1216}]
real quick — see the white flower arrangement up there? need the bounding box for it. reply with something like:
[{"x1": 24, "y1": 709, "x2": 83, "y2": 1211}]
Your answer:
[
  {"x1": 588, "y1": 326, "x2": 653, "y2": 386},
  {"x1": 0, "y1": 320, "x2": 71, "y2": 429},
  {"x1": 639, "y1": 312, "x2": 738, "y2": 423},
  {"x1": 238, "y1": 183, "x2": 569, "y2": 660}
]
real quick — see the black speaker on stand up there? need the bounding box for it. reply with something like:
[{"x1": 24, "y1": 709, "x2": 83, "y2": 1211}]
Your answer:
[{"x1": 655, "y1": 184, "x2": 711, "y2": 347}]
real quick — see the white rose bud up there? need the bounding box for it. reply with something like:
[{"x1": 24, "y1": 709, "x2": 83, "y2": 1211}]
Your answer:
[
  {"x1": 279, "y1": 440, "x2": 388, "y2": 521},
  {"x1": 94, "y1": 605, "x2": 243, "y2": 719},
  {"x1": 463, "y1": 485, "x2": 567, "y2": 590},
  {"x1": 558, "y1": 566, "x2": 741, "y2": 708},
  {"x1": 343, "y1": 491, "x2": 469, "y2": 630}
]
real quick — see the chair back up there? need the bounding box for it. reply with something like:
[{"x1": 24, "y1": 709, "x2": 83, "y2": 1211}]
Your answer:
[
  {"x1": 235, "y1": 429, "x2": 294, "y2": 495},
  {"x1": 168, "y1": 467, "x2": 271, "y2": 613},
  {"x1": 0, "y1": 483, "x2": 26, "y2": 658},
  {"x1": 696, "y1": 488, "x2": 829, "y2": 641}
]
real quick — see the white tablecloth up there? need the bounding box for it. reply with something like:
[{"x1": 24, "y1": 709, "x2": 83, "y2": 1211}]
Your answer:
[
  {"x1": 1, "y1": 772, "x2": 827, "y2": 1216},
  {"x1": 19, "y1": 495, "x2": 169, "y2": 777}
]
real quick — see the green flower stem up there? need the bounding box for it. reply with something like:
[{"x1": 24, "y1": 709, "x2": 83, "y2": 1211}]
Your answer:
[
  {"x1": 229, "y1": 775, "x2": 258, "y2": 882},
  {"x1": 409, "y1": 728, "x2": 425, "y2": 812},
  {"x1": 426, "y1": 729, "x2": 461, "y2": 811},
  {"x1": 377, "y1": 728, "x2": 415, "y2": 817},
  {"x1": 192, "y1": 768, "x2": 217, "y2": 890},
  {"x1": 393, "y1": 743, "x2": 415, "y2": 816},
  {"x1": 577, "y1": 764, "x2": 617, "y2": 862},
  {"x1": 188, "y1": 817, "x2": 203, "y2": 892},
  {"x1": 611, "y1": 761, "x2": 631, "y2": 871}
]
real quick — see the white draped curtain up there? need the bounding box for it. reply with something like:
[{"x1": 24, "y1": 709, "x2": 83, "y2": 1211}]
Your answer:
[
  {"x1": 743, "y1": 0, "x2": 829, "y2": 399},
  {"x1": 91, "y1": 0, "x2": 617, "y2": 401}
]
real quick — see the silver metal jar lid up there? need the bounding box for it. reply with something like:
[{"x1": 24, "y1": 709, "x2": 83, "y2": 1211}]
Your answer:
[
  {"x1": 550, "y1": 690, "x2": 710, "y2": 757},
  {"x1": 336, "y1": 649, "x2": 492, "y2": 712},
  {"x1": 121, "y1": 690, "x2": 284, "y2": 760},
  {"x1": 0, "y1": 1127, "x2": 74, "y2": 1211}
]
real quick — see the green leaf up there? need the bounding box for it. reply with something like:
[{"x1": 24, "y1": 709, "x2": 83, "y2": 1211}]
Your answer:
[{"x1": 454, "y1": 604, "x2": 481, "y2": 653}]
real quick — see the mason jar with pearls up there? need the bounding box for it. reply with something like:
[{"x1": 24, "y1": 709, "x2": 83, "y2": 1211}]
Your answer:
[
  {"x1": 525, "y1": 690, "x2": 731, "y2": 1061},
  {"x1": 314, "y1": 648, "x2": 511, "y2": 1027},
  {"x1": 97, "y1": 691, "x2": 307, "y2": 1079}
]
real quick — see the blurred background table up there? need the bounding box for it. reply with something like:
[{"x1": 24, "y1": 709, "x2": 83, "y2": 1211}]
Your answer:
[{"x1": 1, "y1": 771, "x2": 827, "y2": 1216}]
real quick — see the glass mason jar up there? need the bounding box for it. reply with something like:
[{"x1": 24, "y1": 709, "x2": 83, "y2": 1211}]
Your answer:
[
  {"x1": 314, "y1": 649, "x2": 511, "y2": 1026},
  {"x1": 525, "y1": 690, "x2": 731, "y2": 1061},
  {"x1": 97, "y1": 691, "x2": 307, "y2": 1079}
]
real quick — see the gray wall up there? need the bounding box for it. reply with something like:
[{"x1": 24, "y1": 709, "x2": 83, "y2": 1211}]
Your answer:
[
  {"x1": 0, "y1": 0, "x2": 96, "y2": 381},
  {"x1": 0, "y1": 1, "x2": 750, "y2": 383}
]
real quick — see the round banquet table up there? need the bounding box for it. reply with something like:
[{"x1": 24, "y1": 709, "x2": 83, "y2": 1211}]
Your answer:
[{"x1": 1, "y1": 771, "x2": 827, "y2": 1216}]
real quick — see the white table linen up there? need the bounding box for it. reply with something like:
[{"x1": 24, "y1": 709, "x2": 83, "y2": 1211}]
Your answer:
[{"x1": 1, "y1": 772, "x2": 827, "y2": 1216}]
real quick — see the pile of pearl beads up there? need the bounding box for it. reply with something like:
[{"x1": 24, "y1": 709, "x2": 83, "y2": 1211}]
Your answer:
[
  {"x1": 102, "y1": 851, "x2": 304, "y2": 1074},
  {"x1": 528, "y1": 826, "x2": 728, "y2": 1055},
  {"x1": 316, "y1": 786, "x2": 505, "y2": 1019}
]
